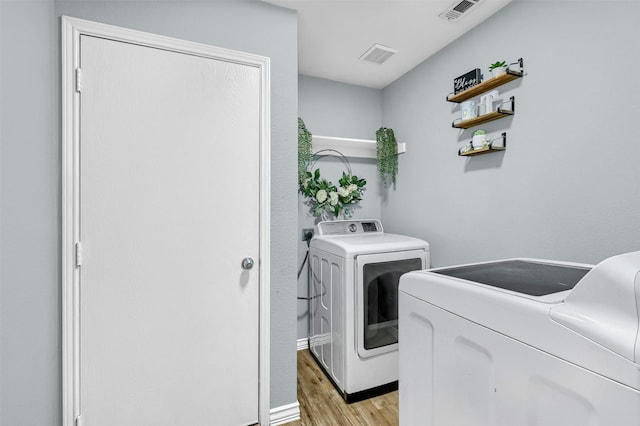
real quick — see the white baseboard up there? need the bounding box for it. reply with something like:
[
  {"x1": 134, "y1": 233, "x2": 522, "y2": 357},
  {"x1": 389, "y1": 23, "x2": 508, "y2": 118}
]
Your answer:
[
  {"x1": 270, "y1": 401, "x2": 301, "y2": 425},
  {"x1": 297, "y1": 337, "x2": 309, "y2": 351}
]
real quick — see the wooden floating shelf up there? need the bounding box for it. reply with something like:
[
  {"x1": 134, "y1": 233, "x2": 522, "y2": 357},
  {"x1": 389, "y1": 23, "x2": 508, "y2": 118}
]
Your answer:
[
  {"x1": 447, "y1": 70, "x2": 523, "y2": 103},
  {"x1": 452, "y1": 108, "x2": 514, "y2": 129},
  {"x1": 458, "y1": 132, "x2": 507, "y2": 157},
  {"x1": 459, "y1": 146, "x2": 506, "y2": 157}
]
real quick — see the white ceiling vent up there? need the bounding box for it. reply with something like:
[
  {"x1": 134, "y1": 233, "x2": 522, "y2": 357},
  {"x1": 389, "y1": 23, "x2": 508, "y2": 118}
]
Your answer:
[
  {"x1": 359, "y1": 43, "x2": 399, "y2": 65},
  {"x1": 439, "y1": 0, "x2": 482, "y2": 21}
]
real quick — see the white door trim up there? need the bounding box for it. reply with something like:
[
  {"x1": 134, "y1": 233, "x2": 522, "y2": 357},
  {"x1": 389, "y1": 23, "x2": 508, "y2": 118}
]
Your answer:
[{"x1": 61, "y1": 16, "x2": 271, "y2": 426}]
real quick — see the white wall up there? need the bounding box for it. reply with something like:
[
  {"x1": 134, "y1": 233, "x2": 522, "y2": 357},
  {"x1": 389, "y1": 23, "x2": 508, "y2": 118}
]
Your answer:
[
  {"x1": 381, "y1": 0, "x2": 640, "y2": 267},
  {"x1": 297, "y1": 75, "x2": 383, "y2": 339},
  {"x1": 0, "y1": 1, "x2": 298, "y2": 423}
]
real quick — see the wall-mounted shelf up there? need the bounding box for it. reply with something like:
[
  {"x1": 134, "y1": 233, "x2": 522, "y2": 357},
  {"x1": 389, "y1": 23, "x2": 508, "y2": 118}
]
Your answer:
[
  {"x1": 459, "y1": 132, "x2": 507, "y2": 157},
  {"x1": 312, "y1": 135, "x2": 406, "y2": 159},
  {"x1": 459, "y1": 145, "x2": 506, "y2": 157},
  {"x1": 452, "y1": 96, "x2": 515, "y2": 129},
  {"x1": 448, "y1": 58, "x2": 523, "y2": 157},
  {"x1": 453, "y1": 110, "x2": 513, "y2": 129},
  {"x1": 447, "y1": 58, "x2": 524, "y2": 103}
]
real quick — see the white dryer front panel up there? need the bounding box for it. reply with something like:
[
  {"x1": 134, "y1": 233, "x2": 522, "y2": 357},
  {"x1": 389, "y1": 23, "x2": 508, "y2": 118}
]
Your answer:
[{"x1": 356, "y1": 249, "x2": 428, "y2": 359}]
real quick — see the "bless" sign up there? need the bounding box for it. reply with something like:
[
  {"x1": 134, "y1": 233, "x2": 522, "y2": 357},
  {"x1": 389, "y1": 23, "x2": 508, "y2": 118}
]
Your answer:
[{"x1": 454, "y1": 68, "x2": 481, "y2": 94}]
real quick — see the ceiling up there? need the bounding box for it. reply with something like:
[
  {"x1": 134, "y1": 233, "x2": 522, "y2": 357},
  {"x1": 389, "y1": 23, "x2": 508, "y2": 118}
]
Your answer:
[{"x1": 263, "y1": 0, "x2": 512, "y2": 89}]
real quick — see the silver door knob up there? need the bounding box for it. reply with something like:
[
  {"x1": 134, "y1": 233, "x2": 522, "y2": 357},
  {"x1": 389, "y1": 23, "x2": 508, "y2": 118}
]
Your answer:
[{"x1": 241, "y1": 257, "x2": 255, "y2": 270}]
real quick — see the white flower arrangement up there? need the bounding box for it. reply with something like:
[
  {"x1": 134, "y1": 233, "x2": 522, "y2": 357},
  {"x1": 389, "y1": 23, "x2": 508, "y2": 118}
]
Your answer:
[{"x1": 300, "y1": 169, "x2": 366, "y2": 218}]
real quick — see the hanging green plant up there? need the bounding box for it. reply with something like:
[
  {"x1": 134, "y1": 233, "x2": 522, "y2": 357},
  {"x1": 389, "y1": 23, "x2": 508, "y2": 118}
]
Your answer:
[
  {"x1": 376, "y1": 127, "x2": 398, "y2": 187},
  {"x1": 298, "y1": 117, "x2": 313, "y2": 185}
]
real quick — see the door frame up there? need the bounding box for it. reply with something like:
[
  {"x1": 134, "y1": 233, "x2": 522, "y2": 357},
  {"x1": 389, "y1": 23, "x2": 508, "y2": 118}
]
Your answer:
[{"x1": 61, "y1": 16, "x2": 271, "y2": 426}]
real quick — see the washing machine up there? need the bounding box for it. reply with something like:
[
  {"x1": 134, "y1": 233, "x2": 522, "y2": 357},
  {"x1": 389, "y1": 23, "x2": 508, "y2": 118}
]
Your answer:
[
  {"x1": 398, "y1": 251, "x2": 640, "y2": 425},
  {"x1": 308, "y1": 219, "x2": 429, "y2": 402}
]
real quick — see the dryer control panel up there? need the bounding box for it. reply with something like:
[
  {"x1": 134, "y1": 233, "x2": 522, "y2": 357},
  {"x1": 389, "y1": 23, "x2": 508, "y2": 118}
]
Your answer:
[{"x1": 316, "y1": 219, "x2": 383, "y2": 236}]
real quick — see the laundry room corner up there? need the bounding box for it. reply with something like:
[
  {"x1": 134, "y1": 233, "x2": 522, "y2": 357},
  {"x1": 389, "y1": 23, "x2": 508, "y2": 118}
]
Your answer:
[{"x1": 297, "y1": 75, "x2": 384, "y2": 343}]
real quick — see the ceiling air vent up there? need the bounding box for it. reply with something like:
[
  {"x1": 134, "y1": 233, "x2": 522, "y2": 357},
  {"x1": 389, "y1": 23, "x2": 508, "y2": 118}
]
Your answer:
[
  {"x1": 359, "y1": 43, "x2": 398, "y2": 65},
  {"x1": 439, "y1": 0, "x2": 482, "y2": 21}
]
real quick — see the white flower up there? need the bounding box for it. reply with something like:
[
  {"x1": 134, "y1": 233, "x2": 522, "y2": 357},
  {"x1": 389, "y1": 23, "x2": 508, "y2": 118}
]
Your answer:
[
  {"x1": 303, "y1": 178, "x2": 311, "y2": 189},
  {"x1": 329, "y1": 191, "x2": 339, "y2": 206},
  {"x1": 337, "y1": 187, "x2": 350, "y2": 197},
  {"x1": 347, "y1": 184, "x2": 358, "y2": 193},
  {"x1": 316, "y1": 189, "x2": 327, "y2": 203}
]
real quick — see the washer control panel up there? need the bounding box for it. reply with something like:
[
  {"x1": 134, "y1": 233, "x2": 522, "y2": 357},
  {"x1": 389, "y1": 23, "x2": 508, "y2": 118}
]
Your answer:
[{"x1": 316, "y1": 219, "x2": 383, "y2": 236}]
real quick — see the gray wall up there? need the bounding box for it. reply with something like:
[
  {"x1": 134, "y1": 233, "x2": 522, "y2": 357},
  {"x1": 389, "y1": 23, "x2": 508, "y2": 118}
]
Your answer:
[
  {"x1": 297, "y1": 75, "x2": 382, "y2": 339},
  {"x1": 1, "y1": 1, "x2": 58, "y2": 424},
  {"x1": 381, "y1": 0, "x2": 640, "y2": 268},
  {"x1": 0, "y1": 1, "x2": 298, "y2": 423}
]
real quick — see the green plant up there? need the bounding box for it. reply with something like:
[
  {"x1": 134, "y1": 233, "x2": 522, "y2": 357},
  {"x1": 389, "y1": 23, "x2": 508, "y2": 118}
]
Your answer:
[
  {"x1": 376, "y1": 127, "x2": 398, "y2": 187},
  {"x1": 298, "y1": 117, "x2": 313, "y2": 184},
  {"x1": 473, "y1": 129, "x2": 487, "y2": 136},
  {"x1": 489, "y1": 60, "x2": 507, "y2": 71},
  {"x1": 298, "y1": 118, "x2": 366, "y2": 218},
  {"x1": 299, "y1": 169, "x2": 366, "y2": 217}
]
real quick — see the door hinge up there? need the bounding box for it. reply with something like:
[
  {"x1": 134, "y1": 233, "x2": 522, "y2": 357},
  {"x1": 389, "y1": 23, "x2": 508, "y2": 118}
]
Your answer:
[
  {"x1": 75, "y1": 68, "x2": 83, "y2": 92},
  {"x1": 75, "y1": 414, "x2": 84, "y2": 426},
  {"x1": 75, "y1": 242, "x2": 83, "y2": 268}
]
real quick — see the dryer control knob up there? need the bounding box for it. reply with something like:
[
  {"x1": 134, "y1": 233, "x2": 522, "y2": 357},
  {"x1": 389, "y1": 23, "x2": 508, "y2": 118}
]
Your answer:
[{"x1": 348, "y1": 224, "x2": 357, "y2": 233}]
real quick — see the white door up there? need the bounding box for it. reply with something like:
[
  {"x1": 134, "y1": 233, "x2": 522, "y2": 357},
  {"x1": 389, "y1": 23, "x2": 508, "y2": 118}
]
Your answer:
[{"x1": 66, "y1": 24, "x2": 268, "y2": 426}]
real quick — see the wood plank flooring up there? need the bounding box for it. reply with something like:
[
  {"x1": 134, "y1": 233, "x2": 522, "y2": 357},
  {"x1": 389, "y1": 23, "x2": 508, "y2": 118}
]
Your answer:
[{"x1": 290, "y1": 350, "x2": 399, "y2": 426}]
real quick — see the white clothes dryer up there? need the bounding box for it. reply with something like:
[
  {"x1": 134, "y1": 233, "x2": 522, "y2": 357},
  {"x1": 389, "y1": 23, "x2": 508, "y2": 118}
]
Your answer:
[
  {"x1": 309, "y1": 219, "x2": 429, "y2": 402},
  {"x1": 399, "y1": 252, "x2": 640, "y2": 425}
]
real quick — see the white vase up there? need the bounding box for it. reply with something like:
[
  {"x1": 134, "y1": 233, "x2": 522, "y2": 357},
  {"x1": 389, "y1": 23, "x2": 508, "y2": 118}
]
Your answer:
[
  {"x1": 472, "y1": 134, "x2": 487, "y2": 149},
  {"x1": 461, "y1": 100, "x2": 478, "y2": 120},
  {"x1": 491, "y1": 66, "x2": 508, "y2": 78}
]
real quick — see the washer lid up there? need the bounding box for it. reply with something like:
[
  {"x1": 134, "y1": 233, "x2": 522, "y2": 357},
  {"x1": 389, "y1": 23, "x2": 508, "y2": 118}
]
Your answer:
[{"x1": 550, "y1": 251, "x2": 640, "y2": 363}]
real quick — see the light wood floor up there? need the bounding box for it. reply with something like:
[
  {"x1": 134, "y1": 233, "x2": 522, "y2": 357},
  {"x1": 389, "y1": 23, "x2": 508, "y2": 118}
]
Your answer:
[{"x1": 289, "y1": 350, "x2": 399, "y2": 426}]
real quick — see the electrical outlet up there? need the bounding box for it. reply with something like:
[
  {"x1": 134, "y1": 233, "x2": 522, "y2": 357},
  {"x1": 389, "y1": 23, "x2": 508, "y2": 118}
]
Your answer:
[{"x1": 301, "y1": 228, "x2": 314, "y2": 241}]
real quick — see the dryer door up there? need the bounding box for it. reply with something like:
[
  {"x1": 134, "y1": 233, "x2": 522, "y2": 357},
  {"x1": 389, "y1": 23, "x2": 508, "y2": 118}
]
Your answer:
[{"x1": 356, "y1": 250, "x2": 427, "y2": 358}]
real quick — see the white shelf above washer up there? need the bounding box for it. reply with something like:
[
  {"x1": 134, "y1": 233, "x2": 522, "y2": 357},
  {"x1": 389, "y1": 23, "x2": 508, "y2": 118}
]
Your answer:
[{"x1": 312, "y1": 135, "x2": 406, "y2": 159}]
